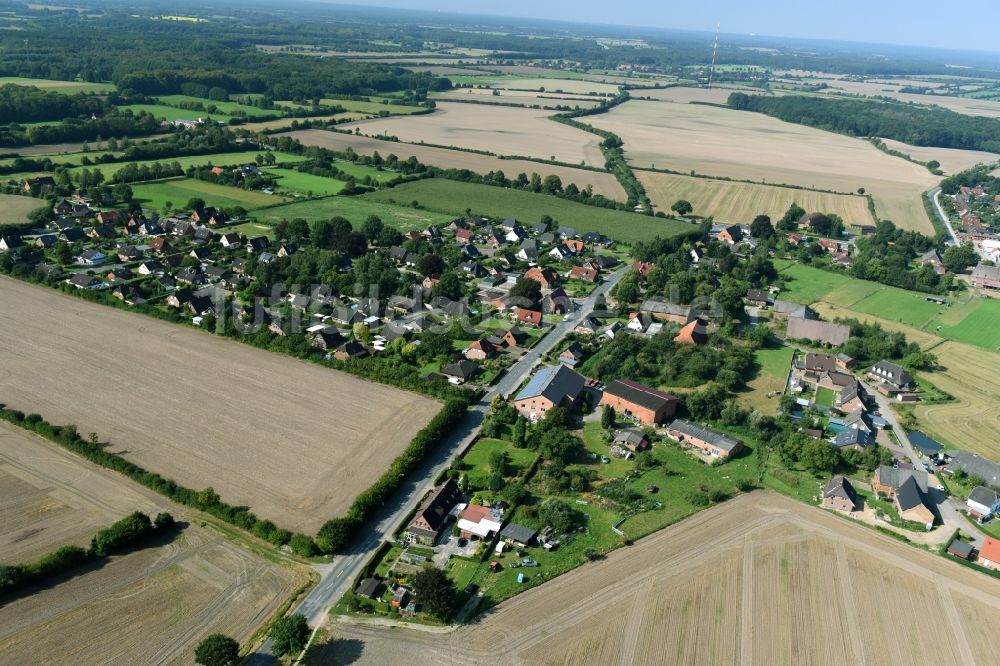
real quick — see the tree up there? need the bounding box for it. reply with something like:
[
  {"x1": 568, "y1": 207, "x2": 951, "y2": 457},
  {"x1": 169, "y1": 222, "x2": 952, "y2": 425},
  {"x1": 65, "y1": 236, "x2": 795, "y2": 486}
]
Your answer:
[
  {"x1": 800, "y1": 439, "x2": 840, "y2": 474},
  {"x1": 270, "y1": 614, "x2": 310, "y2": 657},
  {"x1": 361, "y1": 215, "x2": 384, "y2": 242},
  {"x1": 416, "y1": 253, "x2": 445, "y2": 277},
  {"x1": 286, "y1": 218, "x2": 310, "y2": 242},
  {"x1": 186, "y1": 197, "x2": 206, "y2": 211},
  {"x1": 512, "y1": 415, "x2": 528, "y2": 448},
  {"x1": 671, "y1": 199, "x2": 693, "y2": 216},
  {"x1": 412, "y1": 566, "x2": 457, "y2": 620},
  {"x1": 942, "y1": 243, "x2": 978, "y2": 273},
  {"x1": 749, "y1": 214, "x2": 774, "y2": 239},
  {"x1": 509, "y1": 277, "x2": 542, "y2": 310},
  {"x1": 601, "y1": 404, "x2": 615, "y2": 430},
  {"x1": 538, "y1": 498, "x2": 581, "y2": 533},
  {"x1": 777, "y1": 203, "x2": 806, "y2": 231},
  {"x1": 195, "y1": 634, "x2": 239, "y2": 666}
]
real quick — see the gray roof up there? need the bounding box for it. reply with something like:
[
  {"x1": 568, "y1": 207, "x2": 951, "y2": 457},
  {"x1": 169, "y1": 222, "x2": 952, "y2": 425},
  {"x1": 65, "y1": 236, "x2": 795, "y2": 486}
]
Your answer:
[
  {"x1": 895, "y1": 476, "x2": 926, "y2": 513},
  {"x1": 968, "y1": 486, "x2": 1000, "y2": 508},
  {"x1": 972, "y1": 263, "x2": 1000, "y2": 282},
  {"x1": 835, "y1": 429, "x2": 875, "y2": 449},
  {"x1": 500, "y1": 523, "x2": 537, "y2": 544},
  {"x1": 773, "y1": 300, "x2": 811, "y2": 318},
  {"x1": 668, "y1": 419, "x2": 742, "y2": 453},
  {"x1": 876, "y1": 465, "x2": 929, "y2": 493},
  {"x1": 614, "y1": 429, "x2": 648, "y2": 446},
  {"x1": 515, "y1": 365, "x2": 585, "y2": 404},
  {"x1": 869, "y1": 361, "x2": 913, "y2": 388},
  {"x1": 442, "y1": 360, "x2": 478, "y2": 380},
  {"x1": 822, "y1": 475, "x2": 857, "y2": 503},
  {"x1": 947, "y1": 450, "x2": 1000, "y2": 486},
  {"x1": 640, "y1": 300, "x2": 692, "y2": 318},
  {"x1": 948, "y1": 540, "x2": 974, "y2": 558}
]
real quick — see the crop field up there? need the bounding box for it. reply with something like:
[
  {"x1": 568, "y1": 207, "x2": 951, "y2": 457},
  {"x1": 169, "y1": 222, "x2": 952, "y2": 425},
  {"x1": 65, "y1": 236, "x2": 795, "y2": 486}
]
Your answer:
[
  {"x1": 0, "y1": 193, "x2": 45, "y2": 225},
  {"x1": 629, "y1": 85, "x2": 749, "y2": 105},
  {"x1": 849, "y1": 289, "x2": 946, "y2": 329},
  {"x1": 131, "y1": 178, "x2": 288, "y2": 211},
  {"x1": 338, "y1": 102, "x2": 606, "y2": 167},
  {"x1": 318, "y1": 98, "x2": 425, "y2": 115},
  {"x1": 0, "y1": 76, "x2": 115, "y2": 94},
  {"x1": 878, "y1": 138, "x2": 998, "y2": 175},
  {"x1": 0, "y1": 277, "x2": 440, "y2": 533},
  {"x1": 5, "y1": 134, "x2": 166, "y2": 157},
  {"x1": 278, "y1": 129, "x2": 624, "y2": 198},
  {"x1": 814, "y1": 81, "x2": 1000, "y2": 119},
  {"x1": 0, "y1": 519, "x2": 300, "y2": 664},
  {"x1": 739, "y1": 346, "x2": 794, "y2": 415},
  {"x1": 637, "y1": 170, "x2": 874, "y2": 226},
  {"x1": 588, "y1": 100, "x2": 938, "y2": 233},
  {"x1": 0, "y1": 421, "x2": 168, "y2": 562},
  {"x1": 432, "y1": 88, "x2": 603, "y2": 109},
  {"x1": 316, "y1": 492, "x2": 1000, "y2": 665},
  {"x1": 255, "y1": 195, "x2": 453, "y2": 231},
  {"x1": 467, "y1": 77, "x2": 621, "y2": 96},
  {"x1": 362, "y1": 179, "x2": 695, "y2": 243},
  {"x1": 916, "y1": 342, "x2": 1000, "y2": 459},
  {"x1": 265, "y1": 167, "x2": 346, "y2": 195}
]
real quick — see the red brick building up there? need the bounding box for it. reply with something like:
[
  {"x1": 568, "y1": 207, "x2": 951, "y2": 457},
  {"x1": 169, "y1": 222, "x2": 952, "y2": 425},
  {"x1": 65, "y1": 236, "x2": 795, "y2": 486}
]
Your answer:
[{"x1": 600, "y1": 379, "x2": 677, "y2": 426}]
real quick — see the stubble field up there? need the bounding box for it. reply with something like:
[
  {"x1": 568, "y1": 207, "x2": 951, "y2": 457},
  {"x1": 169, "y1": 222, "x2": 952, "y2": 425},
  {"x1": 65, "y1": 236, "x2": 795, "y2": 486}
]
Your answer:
[
  {"x1": 432, "y1": 87, "x2": 603, "y2": 108},
  {"x1": 587, "y1": 100, "x2": 938, "y2": 233},
  {"x1": 314, "y1": 492, "x2": 1000, "y2": 665},
  {"x1": 278, "y1": 129, "x2": 625, "y2": 199},
  {"x1": 0, "y1": 277, "x2": 439, "y2": 534},
  {"x1": 637, "y1": 170, "x2": 874, "y2": 226},
  {"x1": 338, "y1": 102, "x2": 606, "y2": 167},
  {"x1": 0, "y1": 193, "x2": 45, "y2": 225},
  {"x1": 879, "y1": 138, "x2": 998, "y2": 175},
  {"x1": 0, "y1": 421, "x2": 303, "y2": 664}
]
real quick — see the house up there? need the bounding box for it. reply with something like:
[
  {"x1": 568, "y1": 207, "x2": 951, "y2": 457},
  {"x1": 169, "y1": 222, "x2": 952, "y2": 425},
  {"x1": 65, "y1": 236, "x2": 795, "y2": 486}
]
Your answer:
[
  {"x1": 137, "y1": 260, "x2": 164, "y2": 276},
  {"x1": 977, "y1": 537, "x2": 1000, "y2": 571},
  {"x1": 67, "y1": 273, "x2": 103, "y2": 290},
  {"x1": 442, "y1": 360, "x2": 479, "y2": 385},
  {"x1": 569, "y1": 265, "x2": 599, "y2": 283},
  {"x1": 456, "y1": 503, "x2": 503, "y2": 541},
  {"x1": 971, "y1": 264, "x2": 1000, "y2": 289},
  {"x1": 77, "y1": 249, "x2": 107, "y2": 266},
  {"x1": 666, "y1": 419, "x2": 743, "y2": 458},
  {"x1": 947, "y1": 539, "x2": 974, "y2": 561},
  {"x1": 745, "y1": 289, "x2": 768, "y2": 307},
  {"x1": 967, "y1": 487, "x2": 1000, "y2": 521},
  {"x1": 524, "y1": 266, "x2": 558, "y2": 289},
  {"x1": 246, "y1": 236, "x2": 271, "y2": 254},
  {"x1": 499, "y1": 523, "x2": 537, "y2": 548},
  {"x1": 310, "y1": 327, "x2": 345, "y2": 351},
  {"x1": 575, "y1": 316, "x2": 602, "y2": 337},
  {"x1": 34, "y1": 234, "x2": 57, "y2": 249},
  {"x1": 502, "y1": 326, "x2": 527, "y2": 348},
  {"x1": 632, "y1": 260, "x2": 655, "y2": 277},
  {"x1": 455, "y1": 228, "x2": 474, "y2": 243},
  {"x1": 834, "y1": 428, "x2": 876, "y2": 451},
  {"x1": 0, "y1": 234, "x2": 22, "y2": 252},
  {"x1": 88, "y1": 224, "x2": 115, "y2": 239},
  {"x1": 564, "y1": 238, "x2": 585, "y2": 254},
  {"x1": 116, "y1": 245, "x2": 142, "y2": 261},
  {"x1": 219, "y1": 232, "x2": 242, "y2": 248},
  {"x1": 517, "y1": 241, "x2": 539, "y2": 262},
  {"x1": 822, "y1": 475, "x2": 858, "y2": 512},
  {"x1": 674, "y1": 319, "x2": 709, "y2": 345},
  {"x1": 895, "y1": 475, "x2": 934, "y2": 527},
  {"x1": 872, "y1": 465, "x2": 929, "y2": 497},
  {"x1": 58, "y1": 227, "x2": 86, "y2": 243},
  {"x1": 614, "y1": 428, "x2": 651, "y2": 452},
  {"x1": 836, "y1": 353, "x2": 856, "y2": 370},
  {"x1": 515, "y1": 308, "x2": 543, "y2": 327},
  {"x1": 465, "y1": 338, "x2": 498, "y2": 361},
  {"x1": 513, "y1": 365, "x2": 585, "y2": 421},
  {"x1": 772, "y1": 300, "x2": 811, "y2": 320},
  {"x1": 600, "y1": 379, "x2": 677, "y2": 426},
  {"x1": 355, "y1": 578, "x2": 384, "y2": 600},
  {"x1": 626, "y1": 312, "x2": 648, "y2": 333},
  {"x1": 548, "y1": 245, "x2": 572, "y2": 261},
  {"x1": 804, "y1": 353, "x2": 837, "y2": 374},
  {"x1": 786, "y1": 317, "x2": 850, "y2": 346},
  {"x1": 333, "y1": 341, "x2": 369, "y2": 362},
  {"x1": 23, "y1": 175, "x2": 55, "y2": 193},
  {"x1": 542, "y1": 287, "x2": 570, "y2": 315},
  {"x1": 148, "y1": 237, "x2": 171, "y2": 255},
  {"x1": 641, "y1": 300, "x2": 694, "y2": 324},
  {"x1": 717, "y1": 224, "x2": 743, "y2": 244},
  {"x1": 867, "y1": 361, "x2": 914, "y2": 391},
  {"x1": 406, "y1": 479, "x2": 462, "y2": 545}
]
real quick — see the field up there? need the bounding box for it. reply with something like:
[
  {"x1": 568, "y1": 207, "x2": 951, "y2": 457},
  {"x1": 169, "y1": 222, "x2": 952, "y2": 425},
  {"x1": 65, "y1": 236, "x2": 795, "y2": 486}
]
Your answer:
[
  {"x1": 879, "y1": 138, "x2": 998, "y2": 175},
  {"x1": 338, "y1": 102, "x2": 606, "y2": 167},
  {"x1": 123, "y1": 104, "x2": 235, "y2": 122},
  {"x1": 315, "y1": 492, "x2": 1000, "y2": 665},
  {"x1": 432, "y1": 87, "x2": 603, "y2": 109},
  {"x1": 0, "y1": 277, "x2": 440, "y2": 533},
  {"x1": 587, "y1": 100, "x2": 938, "y2": 233},
  {"x1": 67, "y1": 151, "x2": 306, "y2": 180},
  {"x1": 454, "y1": 77, "x2": 622, "y2": 96},
  {"x1": 157, "y1": 94, "x2": 277, "y2": 118},
  {"x1": 320, "y1": 98, "x2": 427, "y2": 115},
  {"x1": 775, "y1": 262, "x2": 851, "y2": 304},
  {"x1": 638, "y1": 170, "x2": 874, "y2": 226},
  {"x1": 931, "y1": 297, "x2": 1000, "y2": 350},
  {"x1": 0, "y1": 193, "x2": 45, "y2": 225},
  {"x1": 0, "y1": 76, "x2": 115, "y2": 94},
  {"x1": 629, "y1": 85, "x2": 747, "y2": 105},
  {"x1": 277, "y1": 129, "x2": 625, "y2": 199},
  {"x1": 254, "y1": 195, "x2": 454, "y2": 231},
  {"x1": 265, "y1": 167, "x2": 346, "y2": 195},
  {"x1": 813, "y1": 80, "x2": 1000, "y2": 119},
  {"x1": 361, "y1": 179, "x2": 695, "y2": 243},
  {"x1": 131, "y1": 178, "x2": 288, "y2": 211},
  {"x1": 739, "y1": 346, "x2": 793, "y2": 415},
  {"x1": 4, "y1": 134, "x2": 166, "y2": 157}
]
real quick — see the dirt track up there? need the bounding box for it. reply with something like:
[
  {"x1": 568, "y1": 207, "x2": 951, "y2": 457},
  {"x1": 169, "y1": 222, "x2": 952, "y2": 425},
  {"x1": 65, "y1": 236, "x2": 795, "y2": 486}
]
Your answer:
[
  {"x1": 315, "y1": 492, "x2": 1000, "y2": 665},
  {"x1": 0, "y1": 277, "x2": 439, "y2": 533}
]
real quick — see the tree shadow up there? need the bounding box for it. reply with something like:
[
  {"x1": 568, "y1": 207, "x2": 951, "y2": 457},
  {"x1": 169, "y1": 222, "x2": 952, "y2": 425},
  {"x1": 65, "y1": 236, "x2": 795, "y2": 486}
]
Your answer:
[{"x1": 303, "y1": 638, "x2": 365, "y2": 665}]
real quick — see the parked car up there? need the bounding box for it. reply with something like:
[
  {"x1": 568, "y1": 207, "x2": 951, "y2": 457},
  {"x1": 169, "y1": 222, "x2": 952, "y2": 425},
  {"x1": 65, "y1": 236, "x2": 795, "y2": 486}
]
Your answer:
[{"x1": 522, "y1": 558, "x2": 539, "y2": 567}]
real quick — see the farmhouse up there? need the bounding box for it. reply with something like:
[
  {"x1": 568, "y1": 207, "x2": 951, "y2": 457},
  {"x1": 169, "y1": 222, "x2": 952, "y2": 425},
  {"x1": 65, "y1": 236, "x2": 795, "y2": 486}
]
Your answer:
[
  {"x1": 967, "y1": 487, "x2": 1000, "y2": 521},
  {"x1": 745, "y1": 289, "x2": 768, "y2": 307},
  {"x1": 666, "y1": 419, "x2": 743, "y2": 459},
  {"x1": 406, "y1": 479, "x2": 462, "y2": 545},
  {"x1": 640, "y1": 300, "x2": 694, "y2": 324},
  {"x1": 514, "y1": 365, "x2": 585, "y2": 421},
  {"x1": 786, "y1": 317, "x2": 850, "y2": 346},
  {"x1": 772, "y1": 300, "x2": 811, "y2": 320},
  {"x1": 977, "y1": 537, "x2": 1000, "y2": 571},
  {"x1": 457, "y1": 503, "x2": 503, "y2": 541},
  {"x1": 601, "y1": 379, "x2": 677, "y2": 426},
  {"x1": 822, "y1": 475, "x2": 858, "y2": 512},
  {"x1": 674, "y1": 319, "x2": 708, "y2": 345},
  {"x1": 716, "y1": 224, "x2": 743, "y2": 244},
  {"x1": 971, "y1": 264, "x2": 1000, "y2": 289},
  {"x1": 867, "y1": 361, "x2": 914, "y2": 391}
]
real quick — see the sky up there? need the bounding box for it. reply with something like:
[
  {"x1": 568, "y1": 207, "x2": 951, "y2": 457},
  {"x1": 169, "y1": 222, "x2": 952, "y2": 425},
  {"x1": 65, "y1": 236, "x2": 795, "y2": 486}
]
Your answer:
[{"x1": 341, "y1": 0, "x2": 1000, "y2": 52}]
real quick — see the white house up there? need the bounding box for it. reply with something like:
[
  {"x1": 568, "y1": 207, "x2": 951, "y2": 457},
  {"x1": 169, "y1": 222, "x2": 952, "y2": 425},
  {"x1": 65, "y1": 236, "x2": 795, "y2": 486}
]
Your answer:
[
  {"x1": 77, "y1": 249, "x2": 107, "y2": 266},
  {"x1": 967, "y1": 486, "x2": 1000, "y2": 522}
]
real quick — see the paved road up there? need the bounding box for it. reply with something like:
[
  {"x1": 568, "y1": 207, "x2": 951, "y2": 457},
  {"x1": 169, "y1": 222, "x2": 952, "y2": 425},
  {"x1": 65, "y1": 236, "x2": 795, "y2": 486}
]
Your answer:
[
  {"x1": 247, "y1": 266, "x2": 629, "y2": 663},
  {"x1": 928, "y1": 187, "x2": 959, "y2": 246}
]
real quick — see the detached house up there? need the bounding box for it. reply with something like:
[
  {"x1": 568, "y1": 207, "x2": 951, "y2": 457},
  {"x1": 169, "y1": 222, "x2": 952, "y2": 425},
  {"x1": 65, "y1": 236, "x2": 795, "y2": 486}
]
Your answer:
[
  {"x1": 822, "y1": 475, "x2": 858, "y2": 512},
  {"x1": 967, "y1": 487, "x2": 1000, "y2": 522},
  {"x1": 867, "y1": 361, "x2": 914, "y2": 391},
  {"x1": 513, "y1": 365, "x2": 585, "y2": 421}
]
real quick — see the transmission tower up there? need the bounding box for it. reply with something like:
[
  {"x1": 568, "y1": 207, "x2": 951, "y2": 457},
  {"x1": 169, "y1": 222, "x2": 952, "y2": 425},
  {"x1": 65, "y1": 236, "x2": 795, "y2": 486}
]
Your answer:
[{"x1": 708, "y1": 23, "x2": 720, "y2": 88}]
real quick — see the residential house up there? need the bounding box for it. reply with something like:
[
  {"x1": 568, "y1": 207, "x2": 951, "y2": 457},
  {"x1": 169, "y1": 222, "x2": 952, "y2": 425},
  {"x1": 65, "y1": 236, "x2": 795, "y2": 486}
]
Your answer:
[
  {"x1": 666, "y1": 419, "x2": 744, "y2": 458},
  {"x1": 626, "y1": 312, "x2": 648, "y2": 333},
  {"x1": 147, "y1": 237, "x2": 172, "y2": 255},
  {"x1": 971, "y1": 264, "x2": 1000, "y2": 289},
  {"x1": 542, "y1": 287, "x2": 570, "y2": 315},
  {"x1": 822, "y1": 475, "x2": 858, "y2": 512},
  {"x1": 967, "y1": 487, "x2": 1000, "y2": 522},
  {"x1": 117, "y1": 245, "x2": 142, "y2": 261},
  {"x1": 786, "y1": 317, "x2": 850, "y2": 346},
  {"x1": 67, "y1": 273, "x2": 103, "y2": 290},
  {"x1": 558, "y1": 341, "x2": 585, "y2": 368},
  {"x1": 442, "y1": 360, "x2": 479, "y2": 385},
  {"x1": 310, "y1": 327, "x2": 345, "y2": 351},
  {"x1": 548, "y1": 244, "x2": 572, "y2": 261},
  {"x1": 465, "y1": 338, "x2": 498, "y2": 361},
  {"x1": 246, "y1": 236, "x2": 271, "y2": 254},
  {"x1": 524, "y1": 266, "x2": 558, "y2": 289},
  {"x1": 674, "y1": 319, "x2": 709, "y2": 345},
  {"x1": 502, "y1": 326, "x2": 527, "y2": 348},
  {"x1": 745, "y1": 289, "x2": 768, "y2": 307},
  {"x1": 717, "y1": 224, "x2": 743, "y2": 244},
  {"x1": 515, "y1": 308, "x2": 543, "y2": 327},
  {"x1": 457, "y1": 503, "x2": 503, "y2": 541},
  {"x1": 895, "y1": 475, "x2": 934, "y2": 527},
  {"x1": 0, "y1": 235, "x2": 22, "y2": 252},
  {"x1": 641, "y1": 300, "x2": 694, "y2": 325},
  {"x1": 58, "y1": 227, "x2": 86, "y2": 243},
  {"x1": 977, "y1": 537, "x2": 1000, "y2": 571},
  {"x1": 34, "y1": 234, "x2": 57, "y2": 249},
  {"x1": 600, "y1": 379, "x2": 677, "y2": 426},
  {"x1": 88, "y1": 224, "x2": 115, "y2": 239},
  {"x1": 947, "y1": 540, "x2": 975, "y2": 561},
  {"x1": 834, "y1": 428, "x2": 876, "y2": 451},
  {"x1": 574, "y1": 316, "x2": 602, "y2": 337},
  {"x1": 513, "y1": 365, "x2": 585, "y2": 421},
  {"x1": 137, "y1": 260, "x2": 164, "y2": 276},
  {"x1": 772, "y1": 300, "x2": 811, "y2": 320},
  {"x1": 836, "y1": 353, "x2": 857, "y2": 370},
  {"x1": 219, "y1": 233, "x2": 242, "y2": 248},
  {"x1": 334, "y1": 341, "x2": 369, "y2": 362},
  {"x1": 867, "y1": 361, "x2": 914, "y2": 391},
  {"x1": 564, "y1": 238, "x2": 585, "y2": 255},
  {"x1": 569, "y1": 265, "x2": 599, "y2": 283},
  {"x1": 77, "y1": 249, "x2": 107, "y2": 266},
  {"x1": 355, "y1": 578, "x2": 384, "y2": 600}
]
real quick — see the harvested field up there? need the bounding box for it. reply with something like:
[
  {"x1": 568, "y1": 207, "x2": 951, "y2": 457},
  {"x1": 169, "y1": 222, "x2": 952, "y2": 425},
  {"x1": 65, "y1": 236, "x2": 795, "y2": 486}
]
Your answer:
[
  {"x1": 337, "y1": 102, "x2": 605, "y2": 167},
  {"x1": 277, "y1": 129, "x2": 625, "y2": 199},
  {"x1": 588, "y1": 100, "x2": 938, "y2": 233},
  {"x1": 476, "y1": 77, "x2": 621, "y2": 96},
  {"x1": 5, "y1": 134, "x2": 165, "y2": 157},
  {"x1": 816, "y1": 81, "x2": 1000, "y2": 119},
  {"x1": 0, "y1": 277, "x2": 439, "y2": 533},
  {"x1": 637, "y1": 170, "x2": 873, "y2": 226},
  {"x1": 316, "y1": 492, "x2": 1000, "y2": 665},
  {"x1": 629, "y1": 86, "x2": 748, "y2": 105},
  {"x1": 879, "y1": 138, "x2": 998, "y2": 175},
  {"x1": 916, "y1": 342, "x2": 1000, "y2": 458},
  {"x1": 0, "y1": 193, "x2": 45, "y2": 225},
  {"x1": 0, "y1": 520, "x2": 300, "y2": 665},
  {"x1": 487, "y1": 65, "x2": 676, "y2": 87},
  {"x1": 0, "y1": 76, "x2": 115, "y2": 94},
  {"x1": 403, "y1": 66, "x2": 495, "y2": 76},
  {"x1": 0, "y1": 421, "x2": 168, "y2": 562},
  {"x1": 432, "y1": 88, "x2": 602, "y2": 109}
]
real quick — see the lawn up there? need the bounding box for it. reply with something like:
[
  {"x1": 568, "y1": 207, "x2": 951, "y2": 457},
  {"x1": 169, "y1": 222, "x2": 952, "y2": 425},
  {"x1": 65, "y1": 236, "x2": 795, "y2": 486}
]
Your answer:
[
  {"x1": 738, "y1": 345, "x2": 793, "y2": 415},
  {"x1": 131, "y1": 178, "x2": 288, "y2": 212},
  {"x1": 265, "y1": 168, "x2": 346, "y2": 196},
  {"x1": 362, "y1": 179, "x2": 695, "y2": 244},
  {"x1": 850, "y1": 288, "x2": 944, "y2": 329},
  {"x1": 814, "y1": 386, "x2": 836, "y2": 408},
  {"x1": 931, "y1": 298, "x2": 1000, "y2": 351},
  {"x1": 227, "y1": 221, "x2": 277, "y2": 239},
  {"x1": 0, "y1": 193, "x2": 46, "y2": 225},
  {"x1": 776, "y1": 263, "x2": 850, "y2": 304},
  {"x1": 460, "y1": 437, "x2": 538, "y2": 489},
  {"x1": 122, "y1": 104, "x2": 233, "y2": 122},
  {"x1": 68, "y1": 151, "x2": 306, "y2": 180},
  {"x1": 0, "y1": 76, "x2": 115, "y2": 94},
  {"x1": 332, "y1": 160, "x2": 399, "y2": 184},
  {"x1": 822, "y1": 279, "x2": 884, "y2": 308},
  {"x1": 156, "y1": 95, "x2": 278, "y2": 118},
  {"x1": 254, "y1": 196, "x2": 453, "y2": 231}
]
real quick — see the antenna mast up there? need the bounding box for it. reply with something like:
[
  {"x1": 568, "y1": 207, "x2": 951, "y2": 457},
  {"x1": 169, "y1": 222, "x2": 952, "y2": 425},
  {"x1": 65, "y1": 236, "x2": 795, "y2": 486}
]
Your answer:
[{"x1": 708, "y1": 23, "x2": 720, "y2": 88}]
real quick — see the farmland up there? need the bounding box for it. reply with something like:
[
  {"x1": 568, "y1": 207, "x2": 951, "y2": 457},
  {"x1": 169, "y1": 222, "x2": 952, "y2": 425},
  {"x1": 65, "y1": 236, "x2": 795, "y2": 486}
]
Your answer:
[
  {"x1": 338, "y1": 102, "x2": 606, "y2": 167},
  {"x1": 265, "y1": 167, "x2": 346, "y2": 195},
  {"x1": 450, "y1": 76, "x2": 622, "y2": 96},
  {"x1": 278, "y1": 129, "x2": 626, "y2": 199},
  {"x1": 431, "y1": 87, "x2": 603, "y2": 108},
  {"x1": 67, "y1": 151, "x2": 306, "y2": 180},
  {"x1": 878, "y1": 138, "x2": 998, "y2": 175},
  {"x1": 587, "y1": 100, "x2": 938, "y2": 233},
  {"x1": 254, "y1": 195, "x2": 454, "y2": 231},
  {"x1": 122, "y1": 103, "x2": 236, "y2": 122},
  {"x1": 638, "y1": 170, "x2": 874, "y2": 226},
  {"x1": 0, "y1": 193, "x2": 44, "y2": 225},
  {"x1": 315, "y1": 492, "x2": 1000, "y2": 665},
  {"x1": 361, "y1": 179, "x2": 696, "y2": 243},
  {"x1": 0, "y1": 76, "x2": 115, "y2": 94},
  {"x1": 131, "y1": 178, "x2": 288, "y2": 211},
  {"x1": 0, "y1": 277, "x2": 440, "y2": 534},
  {"x1": 157, "y1": 94, "x2": 278, "y2": 118},
  {"x1": 740, "y1": 346, "x2": 794, "y2": 415}
]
